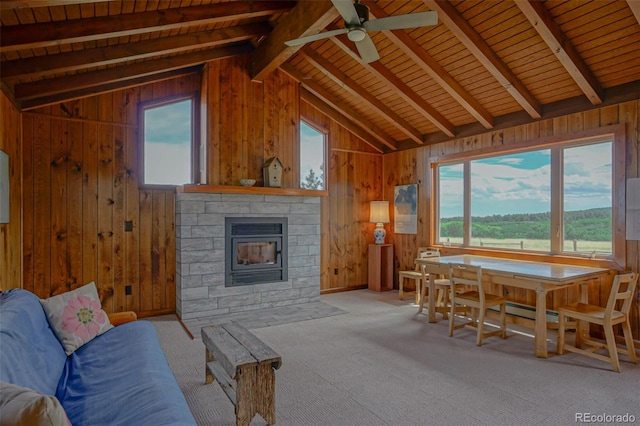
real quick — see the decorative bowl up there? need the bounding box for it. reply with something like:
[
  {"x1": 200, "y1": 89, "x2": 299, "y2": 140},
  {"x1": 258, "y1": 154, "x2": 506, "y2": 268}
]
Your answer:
[{"x1": 240, "y1": 179, "x2": 256, "y2": 187}]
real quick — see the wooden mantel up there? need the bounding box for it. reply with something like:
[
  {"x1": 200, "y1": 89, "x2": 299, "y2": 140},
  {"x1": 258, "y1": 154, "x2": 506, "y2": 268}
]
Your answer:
[{"x1": 178, "y1": 184, "x2": 328, "y2": 197}]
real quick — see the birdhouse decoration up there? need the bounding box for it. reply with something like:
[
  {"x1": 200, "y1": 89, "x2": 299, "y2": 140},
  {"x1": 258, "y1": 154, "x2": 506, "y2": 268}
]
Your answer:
[{"x1": 263, "y1": 157, "x2": 283, "y2": 188}]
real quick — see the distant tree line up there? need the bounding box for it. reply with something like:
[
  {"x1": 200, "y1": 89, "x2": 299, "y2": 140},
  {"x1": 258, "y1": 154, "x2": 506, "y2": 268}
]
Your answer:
[{"x1": 441, "y1": 208, "x2": 611, "y2": 241}]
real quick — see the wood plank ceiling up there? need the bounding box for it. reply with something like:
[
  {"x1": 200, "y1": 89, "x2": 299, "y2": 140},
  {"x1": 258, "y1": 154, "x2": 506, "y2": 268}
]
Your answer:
[{"x1": 2, "y1": 0, "x2": 640, "y2": 153}]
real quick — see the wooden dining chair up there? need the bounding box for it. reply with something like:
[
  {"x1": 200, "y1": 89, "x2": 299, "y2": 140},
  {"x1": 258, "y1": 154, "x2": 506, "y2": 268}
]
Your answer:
[
  {"x1": 448, "y1": 263, "x2": 507, "y2": 346},
  {"x1": 398, "y1": 247, "x2": 439, "y2": 304},
  {"x1": 557, "y1": 272, "x2": 638, "y2": 372}
]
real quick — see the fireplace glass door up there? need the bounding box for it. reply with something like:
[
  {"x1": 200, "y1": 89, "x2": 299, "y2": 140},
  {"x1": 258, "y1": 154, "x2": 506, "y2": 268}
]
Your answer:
[{"x1": 225, "y1": 217, "x2": 288, "y2": 286}]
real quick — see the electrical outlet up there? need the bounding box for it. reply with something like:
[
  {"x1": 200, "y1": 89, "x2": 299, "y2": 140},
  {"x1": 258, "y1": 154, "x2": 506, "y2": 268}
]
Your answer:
[
  {"x1": 124, "y1": 221, "x2": 133, "y2": 232},
  {"x1": 125, "y1": 285, "x2": 132, "y2": 295},
  {"x1": 334, "y1": 268, "x2": 338, "y2": 275}
]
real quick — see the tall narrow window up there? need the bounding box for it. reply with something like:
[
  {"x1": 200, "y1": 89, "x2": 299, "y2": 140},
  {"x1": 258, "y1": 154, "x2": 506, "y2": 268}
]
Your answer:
[
  {"x1": 438, "y1": 163, "x2": 464, "y2": 245},
  {"x1": 299, "y1": 121, "x2": 326, "y2": 190},
  {"x1": 563, "y1": 142, "x2": 612, "y2": 254},
  {"x1": 141, "y1": 95, "x2": 197, "y2": 186}
]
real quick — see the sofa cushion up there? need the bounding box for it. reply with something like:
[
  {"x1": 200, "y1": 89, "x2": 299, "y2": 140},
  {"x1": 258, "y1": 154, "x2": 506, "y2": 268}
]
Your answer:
[
  {"x1": 0, "y1": 290, "x2": 67, "y2": 395},
  {"x1": 0, "y1": 381, "x2": 70, "y2": 426},
  {"x1": 57, "y1": 320, "x2": 196, "y2": 426},
  {"x1": 39, "y1": 282, "x2": 113, "y2": 355}
]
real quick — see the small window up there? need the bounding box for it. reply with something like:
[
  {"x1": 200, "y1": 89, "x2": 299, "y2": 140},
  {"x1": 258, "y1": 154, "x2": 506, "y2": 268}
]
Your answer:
[
  {"x1": 140, "y1": 95, "x2": 198, "y2": 186},
  {"x1": 299, "y1": 121, "x2": 326, "y2": 190}
]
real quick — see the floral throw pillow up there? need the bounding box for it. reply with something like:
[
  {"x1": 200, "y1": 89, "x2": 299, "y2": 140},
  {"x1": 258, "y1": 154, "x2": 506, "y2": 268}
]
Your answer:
[{"x1": 39, "y1": 282, "x2": 113, "y2": 355}]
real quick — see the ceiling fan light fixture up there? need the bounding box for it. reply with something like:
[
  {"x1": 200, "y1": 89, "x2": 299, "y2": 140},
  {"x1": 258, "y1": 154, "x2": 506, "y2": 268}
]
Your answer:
[{"x1": 347, "y1": 27, "x2": 366, "y2": 42}]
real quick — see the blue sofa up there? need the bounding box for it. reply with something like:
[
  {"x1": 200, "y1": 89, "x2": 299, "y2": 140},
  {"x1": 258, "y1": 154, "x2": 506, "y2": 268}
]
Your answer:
[{"x1": 0, "y1": 288, "x2": 196, "y2": 425}]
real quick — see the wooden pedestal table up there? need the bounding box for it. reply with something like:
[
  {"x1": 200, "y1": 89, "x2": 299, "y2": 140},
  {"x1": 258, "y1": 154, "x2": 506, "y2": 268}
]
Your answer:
[
  {"x1": 368, "y1": 244, "x2": 393, "y2": 291},
  {"x1": 201, "y1": 322, "x2": 282, "y2": 426}
]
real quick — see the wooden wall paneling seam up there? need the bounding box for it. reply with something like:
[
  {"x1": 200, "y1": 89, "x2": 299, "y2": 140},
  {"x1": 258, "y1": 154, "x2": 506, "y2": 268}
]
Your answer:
[
  {"x1": 125, "y1": 101, "x2": 140, "y2": 312},
  {"x1": 32, "y1": 113, "x2": 51, "y2": 297},
  {"x1": 66, "y1": 117, "x2": 83, "y2": 293},
  {"x1": 49, "y1": 116, "x2": 70, "y2": 295},
  {"x1": 21, "y1": 113, "x2": 34, "y2": 293},
  {"x1": 81, "y1": 120, "x2": 98, "y2": 296}
]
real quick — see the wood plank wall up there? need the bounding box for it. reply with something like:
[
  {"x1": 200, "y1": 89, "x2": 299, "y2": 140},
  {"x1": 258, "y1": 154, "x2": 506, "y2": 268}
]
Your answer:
[
  {"x1": 0, "y1": 91, "x2": 21, "y2": 291},
  {"x1": 17, "y1": 74, "x2": 201, "y2": 316},
  {"x1": 300, "y1": 100, "x2": 383, "y2": 292},
  {"x1": 2, "y1": 58, "x2": 638, "y2": 340},
  {"x1": 5, "y1": 55, "x2": 383, "y2": 313},
  {"x1": 202, "y1": 55, "x2": 383, "y2": 292},
  {"x1": 384, "y1": 101, "x2": 640, "y2": 338}
]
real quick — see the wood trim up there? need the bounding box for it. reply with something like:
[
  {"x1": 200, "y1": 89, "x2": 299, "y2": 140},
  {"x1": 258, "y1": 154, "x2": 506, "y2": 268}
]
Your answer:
[
  {"x1": 424, "y1": 0, "x2": 542, "y2": 119},
  {"x1": 1, "y1": 23, "x2": 272, "y2": 81},
  {"x1": 367, "y1": 3, "x2": 494, "y2": 130},
  {"x1": 178, "y1": 184, "x2": 328, "y2": 197},
  {"x1": 514, "y1": 0, "x2": 603, "y2": 105},
  {"x1": 427, "y1": 124, "x2": 627, "y2": 270},
  {"x1": 0, "y1": 1, "x2": 295, "y2": 53},
  {"x1": 299, "y1": 48, "x2": 423, "y2": 146},
  {"x1": 23, "y1": 112, "x2": 138, "y2": 128},
  {"x1": 331, "y1": 33, "x2": 456, "y2": 138},
  {"x1": 251, "y1": 0, "x2": 339, "y2": 81}
]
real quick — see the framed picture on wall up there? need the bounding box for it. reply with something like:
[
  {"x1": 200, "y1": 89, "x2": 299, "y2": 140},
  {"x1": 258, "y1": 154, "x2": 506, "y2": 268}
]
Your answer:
[{"x1": 394, "y1": 184, "x2": 417, "y2": 234}]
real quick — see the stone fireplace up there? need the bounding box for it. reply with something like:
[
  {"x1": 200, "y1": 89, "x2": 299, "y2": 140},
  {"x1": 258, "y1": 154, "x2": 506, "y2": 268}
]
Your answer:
[{"x1": 175, "y1": 191, "x2": 321, "y2": 320}]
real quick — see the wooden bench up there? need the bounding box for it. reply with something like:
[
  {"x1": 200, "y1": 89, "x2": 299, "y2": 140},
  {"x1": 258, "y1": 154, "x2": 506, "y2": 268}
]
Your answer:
[{"x1": 201, "y1": 322, "x2": 282, "y2": 426}]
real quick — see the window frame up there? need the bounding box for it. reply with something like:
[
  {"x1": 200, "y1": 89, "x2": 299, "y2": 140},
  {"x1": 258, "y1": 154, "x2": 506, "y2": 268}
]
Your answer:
[
  {"x1": 298, "y1": 118, "x2": 328, "y2": 191},
  {"x1": 429, "y1": 124, "x2": 626, "y2": 270},
  {"x1": 138, "y1": 92, "x2": 200, "y2": 189}
]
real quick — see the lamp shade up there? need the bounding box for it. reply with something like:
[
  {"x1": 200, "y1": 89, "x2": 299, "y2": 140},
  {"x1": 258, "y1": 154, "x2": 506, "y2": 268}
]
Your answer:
[{"x1": 369, "y1": 201, "x2": 390, "y2": 224}]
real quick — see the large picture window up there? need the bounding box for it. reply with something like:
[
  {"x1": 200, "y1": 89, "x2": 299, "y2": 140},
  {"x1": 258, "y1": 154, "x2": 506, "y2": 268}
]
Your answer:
[
  {"x1": 140, "y1": 94, "x2": 198, "y2": 186},
  {"x1": 434, "y1": 128, "x2": 624, "y2": 264}
]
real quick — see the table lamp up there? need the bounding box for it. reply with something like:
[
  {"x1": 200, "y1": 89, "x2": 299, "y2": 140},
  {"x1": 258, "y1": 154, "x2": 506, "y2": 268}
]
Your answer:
[{"x1": 369, "y1": 201, "x2": 390, "y2": 244}]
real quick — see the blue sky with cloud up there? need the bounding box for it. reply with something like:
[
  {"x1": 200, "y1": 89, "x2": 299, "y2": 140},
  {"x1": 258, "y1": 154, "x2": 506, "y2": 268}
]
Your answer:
[
  {"x1": 300, "y1": 122, "x2": 325, "y2": 184},
  {"x1": 440, "y1": 142, "x2": 612, "y2": 218},
  {"x1": 144, "y1": 99, "x2": 192, "y2": 185}
]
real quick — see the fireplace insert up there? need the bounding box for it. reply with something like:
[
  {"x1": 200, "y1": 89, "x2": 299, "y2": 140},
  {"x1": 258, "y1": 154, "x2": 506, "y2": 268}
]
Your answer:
[{"x1": 225, "y1": 217, "x2": 288, "y2": 286}]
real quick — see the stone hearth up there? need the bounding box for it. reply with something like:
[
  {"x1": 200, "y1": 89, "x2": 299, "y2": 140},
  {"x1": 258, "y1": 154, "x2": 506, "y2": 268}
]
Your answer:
[{"x1": 176, "y1": 192, "x2": 320, "y2": 320}]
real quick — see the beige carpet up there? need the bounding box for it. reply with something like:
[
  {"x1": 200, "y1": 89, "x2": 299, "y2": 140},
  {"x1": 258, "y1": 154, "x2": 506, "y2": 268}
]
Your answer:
[{"x1": 150, "y1": 290, "x2": 640, "y2": 426}]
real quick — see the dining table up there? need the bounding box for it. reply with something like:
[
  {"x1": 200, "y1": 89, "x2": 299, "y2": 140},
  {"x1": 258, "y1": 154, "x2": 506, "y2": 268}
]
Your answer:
[{"x1": 415, "y1": 254, "x2": 610, "y2": 358}]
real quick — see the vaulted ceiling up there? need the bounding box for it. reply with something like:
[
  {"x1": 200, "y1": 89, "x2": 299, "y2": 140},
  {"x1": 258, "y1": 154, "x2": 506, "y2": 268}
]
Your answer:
[{"x1": 2, "y1": 0, "x2": 640, "y2": 153}]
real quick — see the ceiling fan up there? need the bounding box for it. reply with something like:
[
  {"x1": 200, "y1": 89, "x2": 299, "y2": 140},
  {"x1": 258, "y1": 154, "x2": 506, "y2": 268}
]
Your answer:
[{"x1": 284, "y1": 0, "x2": 438, "y2": 63}]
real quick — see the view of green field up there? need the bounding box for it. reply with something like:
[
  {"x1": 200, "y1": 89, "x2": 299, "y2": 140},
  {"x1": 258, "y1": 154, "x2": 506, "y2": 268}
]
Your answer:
[{"x1": 439, "y1": 208, "x2": 612, "y2": 254}]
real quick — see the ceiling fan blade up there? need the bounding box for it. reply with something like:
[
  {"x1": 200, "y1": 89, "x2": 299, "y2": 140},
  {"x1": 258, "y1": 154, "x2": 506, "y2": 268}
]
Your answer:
[
  {"x1": 355, "y1": 34, "x2": 380, "y2": 63},
  {"x1": 284, "y1": 28, "x2": 349, "y2": 47},
  {"x1": 364, "y1": 11, "x2": 438, "y2": 32},
  {"x1": 331, "y1": 0, "x2": 361, "y2": 25}
]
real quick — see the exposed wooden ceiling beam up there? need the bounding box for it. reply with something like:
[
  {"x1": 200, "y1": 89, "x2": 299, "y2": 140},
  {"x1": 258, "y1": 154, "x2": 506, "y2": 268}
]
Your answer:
[
  {"x1": 299, "y1": 48, "x2": 424, "y2": 146},
  {"x1": 280, "y1": 63, "x2": 395, "y2": 152},
  {"x1": 300, "y1": 88, "x2": 387, "y2": 155},
  {"x1": 14, "y1": 44, "x2": 253, "y2": 101},
  {"x1": 423, "y1": 0, "x2": 542, "y2": 119},
  {"x1": 366, "y1": 3, "x2": 493, "y2": 130},
  {"x1": 1, "y1": 23, "x2": 271, "y2": 80},
  {"x1": 331, "y1": 33, "x2": 455, "y2": 137},
  {"x1": 515, "y1": 0, "x2": 603, "y2": 105},
  {"x1": 251, "y1": 0, "x2": 339, "y2": 81},
  {"x1": 19, "y1": 66, "x2": 202, "y2": 111},
  {"x1": 626, "y1": 0, "x2": 640, "y2": 25},
  {"x1": 1, "y1": 0, "x2": 112, "y2": 10},
  {"x1": 0, "y1": 1, "x2": 294, "y2": 53}
]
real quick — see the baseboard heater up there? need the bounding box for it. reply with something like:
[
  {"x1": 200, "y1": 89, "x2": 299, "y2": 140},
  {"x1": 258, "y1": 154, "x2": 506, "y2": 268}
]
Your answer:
[{"x1": 489, "y1": 302, "x2": 559, "y2": 323}]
